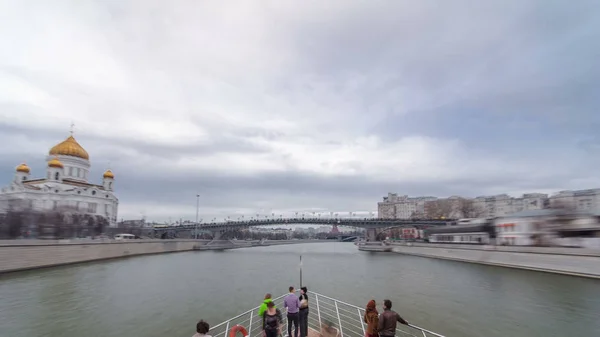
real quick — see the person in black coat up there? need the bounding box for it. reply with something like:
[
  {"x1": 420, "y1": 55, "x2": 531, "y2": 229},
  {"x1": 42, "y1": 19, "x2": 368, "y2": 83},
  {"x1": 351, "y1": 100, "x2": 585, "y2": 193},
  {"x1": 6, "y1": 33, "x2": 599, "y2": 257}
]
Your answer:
[{"x1": 299, "y1": 287, "x2": 309, "y2": 337}]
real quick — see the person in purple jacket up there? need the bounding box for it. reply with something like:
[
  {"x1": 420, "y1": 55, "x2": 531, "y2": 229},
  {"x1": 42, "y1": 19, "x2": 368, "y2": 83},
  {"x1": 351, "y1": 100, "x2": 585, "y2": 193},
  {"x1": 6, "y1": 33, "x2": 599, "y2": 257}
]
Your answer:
[{"x1": 283, "y1": 286, "x2": 301, "y2": 337}]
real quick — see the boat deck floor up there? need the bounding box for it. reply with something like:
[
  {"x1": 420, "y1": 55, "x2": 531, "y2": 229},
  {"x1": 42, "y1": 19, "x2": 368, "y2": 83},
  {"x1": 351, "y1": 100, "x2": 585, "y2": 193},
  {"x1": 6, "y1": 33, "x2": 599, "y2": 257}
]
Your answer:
[
  {"x1": 307, "y1": 327, "x2": 339, "y2": 337},
  {"x1": 308, "y1": 328, "x2": 320, "y2": 337}
]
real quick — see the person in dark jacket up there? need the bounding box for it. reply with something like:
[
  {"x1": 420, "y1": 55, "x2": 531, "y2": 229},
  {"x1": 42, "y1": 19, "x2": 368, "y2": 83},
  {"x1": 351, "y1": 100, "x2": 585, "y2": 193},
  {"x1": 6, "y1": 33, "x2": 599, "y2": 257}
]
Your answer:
[
  {"x1": 298, "y1": 287, "x2": 309, "y2": 337},
  {"x1": 377, "y1": 299, "x2": 408, "y2": 337},
  {"x1": 262, "y1": 301, "x2": 283, "y2": 337}
]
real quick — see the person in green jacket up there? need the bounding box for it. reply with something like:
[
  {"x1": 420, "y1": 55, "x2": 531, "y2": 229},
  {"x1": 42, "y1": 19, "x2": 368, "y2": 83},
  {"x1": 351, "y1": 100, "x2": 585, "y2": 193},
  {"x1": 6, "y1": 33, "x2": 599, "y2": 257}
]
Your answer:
[{"x1": 258, "y1": 293, "x2": 274, "y2": 317}]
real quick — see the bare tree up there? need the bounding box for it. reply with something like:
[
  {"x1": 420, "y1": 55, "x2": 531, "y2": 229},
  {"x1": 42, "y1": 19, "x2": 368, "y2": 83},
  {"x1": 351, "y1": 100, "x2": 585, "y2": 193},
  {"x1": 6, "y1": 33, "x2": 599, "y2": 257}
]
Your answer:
[
  {"x1": 410, "y1": 211, "x2": 425, "y2": 220},
  {"x1": 456, "y1": 198, "x2": 485, "y2": 218},
  {"x1": 424, "y1": 199, "x2": 454, "y2": 219}
]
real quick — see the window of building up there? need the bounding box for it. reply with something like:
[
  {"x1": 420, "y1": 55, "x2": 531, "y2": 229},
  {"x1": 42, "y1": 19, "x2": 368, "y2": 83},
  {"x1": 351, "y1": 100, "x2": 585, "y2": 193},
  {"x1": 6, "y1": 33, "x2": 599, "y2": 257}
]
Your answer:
[
  {"x1": 69, "y1": 167, "x2": 73, "y2": 176},
  {"x1": 92, "y1": 190, "x2": 96, "y2": 196},
  {"x1": 77, "y1": 168, "x2": 81, "y2": 177},
  {"x1": 54, "y1": 172, "x2": 59, "y2": 180},
  {"x1": 88, "y1": 203, "x2": 97, "y2": 213}
]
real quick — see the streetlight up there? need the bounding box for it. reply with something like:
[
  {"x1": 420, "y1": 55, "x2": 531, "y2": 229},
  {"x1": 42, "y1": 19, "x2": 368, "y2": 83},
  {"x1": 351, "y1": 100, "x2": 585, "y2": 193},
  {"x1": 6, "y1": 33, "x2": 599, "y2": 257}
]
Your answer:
[{"x1": 195, "y1": 194, "x2": 200, "y2": 239}]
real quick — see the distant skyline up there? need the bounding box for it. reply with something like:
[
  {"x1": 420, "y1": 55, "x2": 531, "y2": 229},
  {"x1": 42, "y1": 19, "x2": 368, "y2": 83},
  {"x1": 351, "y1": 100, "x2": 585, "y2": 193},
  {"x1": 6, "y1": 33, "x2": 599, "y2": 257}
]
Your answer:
[{"x1": 1, "y1": 1, "x2": 599, "y2": 222}]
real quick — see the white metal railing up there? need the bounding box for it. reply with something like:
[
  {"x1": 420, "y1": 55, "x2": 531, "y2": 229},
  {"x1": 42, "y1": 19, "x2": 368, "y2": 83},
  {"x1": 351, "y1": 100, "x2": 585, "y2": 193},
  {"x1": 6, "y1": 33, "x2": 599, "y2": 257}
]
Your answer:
[{"x1": 207, "y1": 291, "x2": 446, "y2": 337}]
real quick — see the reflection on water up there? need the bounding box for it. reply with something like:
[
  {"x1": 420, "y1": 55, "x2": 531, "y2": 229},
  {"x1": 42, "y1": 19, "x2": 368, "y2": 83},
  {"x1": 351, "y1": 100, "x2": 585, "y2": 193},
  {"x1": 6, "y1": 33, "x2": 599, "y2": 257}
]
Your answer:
[{"x1": 0, "y1": 243, "x2": 598, "y2": 337}]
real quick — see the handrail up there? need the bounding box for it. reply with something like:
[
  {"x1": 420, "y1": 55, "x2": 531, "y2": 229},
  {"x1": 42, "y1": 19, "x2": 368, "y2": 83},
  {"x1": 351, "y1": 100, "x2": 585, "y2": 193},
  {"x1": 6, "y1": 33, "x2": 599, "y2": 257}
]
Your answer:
[
  {"x1": 205, "y1": 290, "x2": 446, "y2": 337},
  {"x1": 210, "y1": 292, "x2": 290, "y2": 331}
]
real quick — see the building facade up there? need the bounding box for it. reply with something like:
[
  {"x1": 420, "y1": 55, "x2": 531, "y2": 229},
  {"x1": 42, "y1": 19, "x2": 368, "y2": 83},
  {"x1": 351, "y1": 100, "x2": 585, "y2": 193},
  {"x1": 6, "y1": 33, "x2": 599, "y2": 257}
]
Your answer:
[
  {"x1": 377, "y1": 193, "x2": 437, "y2": 219},
  {"x1": 549, "y1": 189, "x2": 600, "y2": 211},
  {"x1": 380, "y1": 188, "x2": 600, "y2": 220},
  {"x1": 494, "y1": 210, "x2": 554, "y2": 246},
  {"x1": 472, "y1": 193, "x2": 549, "y2": 218},
  {"x1": 0, "y1": 134, "x2": 119, "y2": 227}
]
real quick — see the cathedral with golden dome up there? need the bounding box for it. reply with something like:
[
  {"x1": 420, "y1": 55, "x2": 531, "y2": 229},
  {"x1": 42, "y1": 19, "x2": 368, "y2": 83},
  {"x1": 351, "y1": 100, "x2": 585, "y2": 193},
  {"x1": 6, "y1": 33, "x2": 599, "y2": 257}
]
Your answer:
[{"x1": 0, "y1": 133, "x2": 118, "y2": 227}]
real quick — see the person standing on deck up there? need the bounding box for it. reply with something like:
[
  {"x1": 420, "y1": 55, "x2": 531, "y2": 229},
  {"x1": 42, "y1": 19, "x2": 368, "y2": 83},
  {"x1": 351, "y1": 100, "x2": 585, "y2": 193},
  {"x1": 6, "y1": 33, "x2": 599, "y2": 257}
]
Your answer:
[
  {"x1": 298, "y1": 287, "x2": 309, "y2": 337},
  {"x1": 258, "y1": 293, "x2": 275, "y2": 317},
  {"x1": 193, "y1": 320, "x2": 212, "y2": 337},
  {"x1": 377, "y1": 299, "x2": 408, "y2": 337},
  {"x1": 284, "y1": 286, "x2": 301, "y2": 337},
  {"x1": 262, "y1": 302, "x2": 283, "y2": 337},
  {"x1": 363, "y1": 300, "x2": 378, "y2": 337}
]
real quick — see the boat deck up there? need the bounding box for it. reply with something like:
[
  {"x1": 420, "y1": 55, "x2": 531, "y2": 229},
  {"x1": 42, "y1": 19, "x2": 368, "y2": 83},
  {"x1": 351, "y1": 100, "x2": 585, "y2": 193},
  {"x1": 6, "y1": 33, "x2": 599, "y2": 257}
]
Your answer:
[{"x1": 207, "y1": 291, "x2": 445, "y2": 337}]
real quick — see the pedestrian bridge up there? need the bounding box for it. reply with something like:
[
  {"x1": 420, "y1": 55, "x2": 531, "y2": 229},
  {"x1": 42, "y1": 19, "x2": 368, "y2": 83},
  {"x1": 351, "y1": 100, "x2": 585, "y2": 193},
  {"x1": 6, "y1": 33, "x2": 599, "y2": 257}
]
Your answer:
[
  {"x1": 148, "y1": 218, "x2": 455, "y2": 240},
  {"x1": 157, "y1": 218, "x2": 453, "y2": 231}
]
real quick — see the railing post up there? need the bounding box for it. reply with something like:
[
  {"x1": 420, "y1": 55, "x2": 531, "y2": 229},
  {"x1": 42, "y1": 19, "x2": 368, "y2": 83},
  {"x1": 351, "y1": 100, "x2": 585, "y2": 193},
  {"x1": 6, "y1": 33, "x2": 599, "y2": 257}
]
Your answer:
[
  {"x1": 248, "y1": 310, "x2": 254, "y2": 337},
  {"x1": 334, "y1": 301, "x2": 344, "y2": 337},
  {"x1": 357, "y1": 308, "x2": 365, "y2": 334},
  {"x1": 225, "y1": 322, "x2": 230, "y2": 337},
  {"x1": 315, "y1": 293, "x2": 322, "y2": 331}
]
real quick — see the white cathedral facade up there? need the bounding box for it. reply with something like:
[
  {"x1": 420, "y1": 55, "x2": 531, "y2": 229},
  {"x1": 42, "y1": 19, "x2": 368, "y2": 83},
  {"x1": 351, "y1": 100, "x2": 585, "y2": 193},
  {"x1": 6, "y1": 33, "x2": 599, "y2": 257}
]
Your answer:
[{"x1": 0, "y1": 134, "x2": 118, "y2": 227}]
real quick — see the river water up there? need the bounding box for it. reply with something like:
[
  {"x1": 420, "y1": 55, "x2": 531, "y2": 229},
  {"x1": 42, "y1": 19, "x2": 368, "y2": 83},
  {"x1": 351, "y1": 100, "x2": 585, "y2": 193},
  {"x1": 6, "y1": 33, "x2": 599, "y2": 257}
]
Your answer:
[{"x1": 0, "y1": 243, "x2": 598, "y2": 337}]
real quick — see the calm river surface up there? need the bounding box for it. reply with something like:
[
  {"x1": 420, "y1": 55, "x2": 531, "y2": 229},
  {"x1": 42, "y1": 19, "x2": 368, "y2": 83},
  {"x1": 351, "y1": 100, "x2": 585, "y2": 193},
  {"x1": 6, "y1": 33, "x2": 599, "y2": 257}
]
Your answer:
[{"x1": 0, "y1": 243, "x2": 599, "y2": 337}]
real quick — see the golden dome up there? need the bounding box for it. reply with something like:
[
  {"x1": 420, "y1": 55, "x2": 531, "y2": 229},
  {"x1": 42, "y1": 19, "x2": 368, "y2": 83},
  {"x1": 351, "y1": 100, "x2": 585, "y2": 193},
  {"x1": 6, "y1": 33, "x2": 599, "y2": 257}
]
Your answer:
[
  {"x1": 49, "y1": 135, "x2": 89, "y2": 160},
  {"x1": 16, "y1": 163, "x2": 30, "y2": 173},
  {"x1": 48, "y1": 157, "x2": 64, "y2": 168},
  {"x1": 103, "y1": 169, "x2": 115, "y2": 179}
]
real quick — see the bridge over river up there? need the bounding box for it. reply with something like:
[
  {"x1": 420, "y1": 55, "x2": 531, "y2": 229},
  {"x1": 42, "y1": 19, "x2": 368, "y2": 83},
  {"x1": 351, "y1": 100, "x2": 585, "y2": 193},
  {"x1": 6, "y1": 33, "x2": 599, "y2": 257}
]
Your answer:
[{"x1": 148, "y1": 218, "x2": 454, "y2": 240}]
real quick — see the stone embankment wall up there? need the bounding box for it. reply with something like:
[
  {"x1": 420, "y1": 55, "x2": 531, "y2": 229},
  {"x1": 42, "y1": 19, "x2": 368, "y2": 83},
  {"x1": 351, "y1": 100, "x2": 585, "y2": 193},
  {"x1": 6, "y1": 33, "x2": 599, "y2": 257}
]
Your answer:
[
  {"x1": 385, "y1": 242, "x2": 600, "y2": 279},
  {"x1": 0, "y1": 239, "x2": 209, "y2": 274}
]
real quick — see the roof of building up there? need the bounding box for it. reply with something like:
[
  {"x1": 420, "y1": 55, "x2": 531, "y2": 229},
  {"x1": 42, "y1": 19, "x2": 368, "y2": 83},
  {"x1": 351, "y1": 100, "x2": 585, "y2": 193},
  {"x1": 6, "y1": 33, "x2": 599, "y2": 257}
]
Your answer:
[
  {"x1": 23, "y1": 179, "x2": 46, "y2": 184},
  {"x1": 47, "y1": 157, "x2": 64, "y2": 168},
  {"x1": 16, "y1": 163, "x2": 30, "y2": 173},
  {"x1": 21, "y1": 178, "x2": 104, "y2": 190},
  {"x1": 61, "y1": 178, "x2": 104, "y2": 189},
  {"x1": 103, "y1": 169, "x2": 114, "y2": 179},
  {"x1": 49, "y1": 135, "x2": 89, "y2": 160}
]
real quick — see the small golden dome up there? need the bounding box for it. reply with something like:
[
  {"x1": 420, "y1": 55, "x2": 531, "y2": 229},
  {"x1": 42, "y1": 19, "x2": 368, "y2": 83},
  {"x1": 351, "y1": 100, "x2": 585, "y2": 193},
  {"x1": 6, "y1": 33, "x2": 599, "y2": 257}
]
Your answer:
[
  {"x1": 16, "y1": 163, "x2": 30, "y2": 173},
  {"x1": 48, "y1": 157, "x2": 64, "y2": 168},
  {"x1": 103, "y1": 169, "x2": 114, "y2": 179},
  {"x1": 49, "y1": 135, "x2": 89, "y2": 160}
]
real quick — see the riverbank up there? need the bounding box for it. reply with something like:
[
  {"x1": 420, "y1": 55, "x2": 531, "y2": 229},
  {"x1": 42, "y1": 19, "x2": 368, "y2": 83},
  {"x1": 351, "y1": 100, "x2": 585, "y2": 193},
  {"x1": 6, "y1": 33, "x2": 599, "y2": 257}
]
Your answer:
[
  {"x1": 359, "y1": 242, "x2": 600, "y2": 279},
  {"x1": 0, "y1": 239, "x2": 323, "y2": 274}
]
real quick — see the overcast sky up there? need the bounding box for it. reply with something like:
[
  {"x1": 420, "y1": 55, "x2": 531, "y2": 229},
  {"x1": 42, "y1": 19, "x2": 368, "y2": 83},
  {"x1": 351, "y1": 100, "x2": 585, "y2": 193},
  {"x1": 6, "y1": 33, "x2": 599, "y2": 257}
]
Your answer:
[{"x1": 1, "y1": 1, "x2": 599, "y2": 222}]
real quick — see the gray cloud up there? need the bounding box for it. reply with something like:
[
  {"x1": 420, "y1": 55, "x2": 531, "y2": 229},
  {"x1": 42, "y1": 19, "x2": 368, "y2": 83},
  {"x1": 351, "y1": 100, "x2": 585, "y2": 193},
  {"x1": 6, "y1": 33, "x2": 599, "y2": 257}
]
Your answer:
[{"x1": 1, "y1": 1, "x2": 599, "y2": 221}]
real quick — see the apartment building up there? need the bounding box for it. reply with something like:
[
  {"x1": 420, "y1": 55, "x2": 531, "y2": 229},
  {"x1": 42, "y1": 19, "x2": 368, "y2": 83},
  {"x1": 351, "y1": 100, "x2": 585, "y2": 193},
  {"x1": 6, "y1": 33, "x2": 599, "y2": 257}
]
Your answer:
[
  {"x1": 549, "y1": 189, "x2": 600, "y2": 211},
  {"x1": 473, "y1": 193, "x2": 549, "y2": 218},
  {"x1": 379, "y1": 188, "x2": 600, "y2": 220},
  {"x1": 379, "y1": 192, "x2": 550, "y2": 219},
  {"x1": 377, "y1": 193, "x2": 437, "y2": 219}
]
